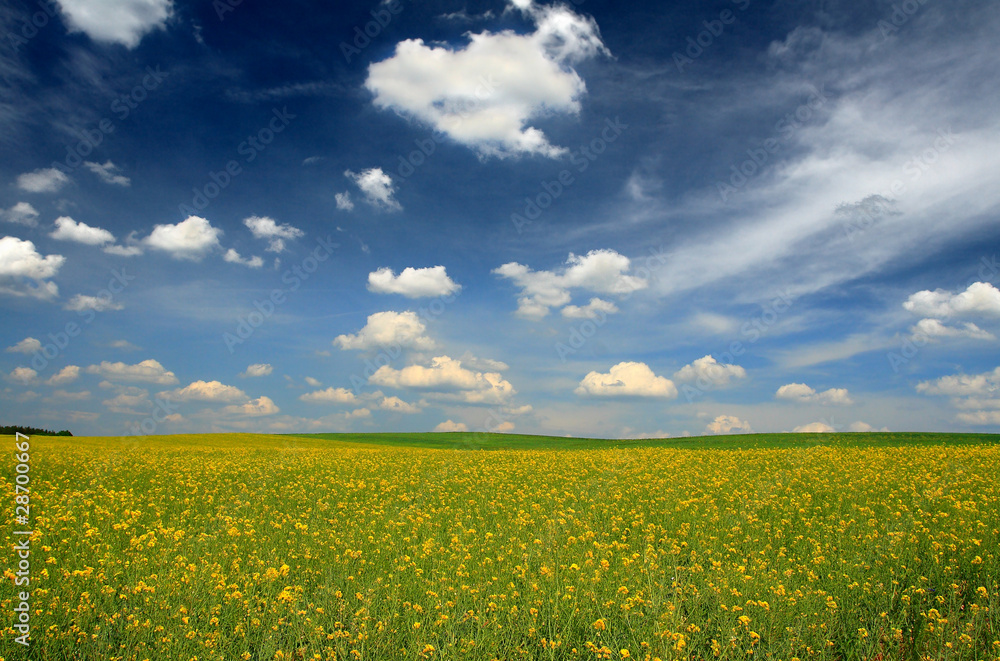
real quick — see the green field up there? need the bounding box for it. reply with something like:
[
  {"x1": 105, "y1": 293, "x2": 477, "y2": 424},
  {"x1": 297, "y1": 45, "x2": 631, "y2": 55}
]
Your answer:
[{"x1": 2, "y1": 432, "x2": 998, "y2": 660}]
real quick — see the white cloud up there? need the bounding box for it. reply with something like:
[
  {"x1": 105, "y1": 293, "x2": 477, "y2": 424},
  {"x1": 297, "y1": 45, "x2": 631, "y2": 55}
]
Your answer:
[
  {"x1": 494, "y1": 249, "x2": 647, "y2": 319},
  {"x1": 775, "y1": 383, "x2": 854, "y2": 405},
  {"x1": 705, "y1": 415, "x2": 753, "y2": 435},
  {"x1": 904, "y1": 282, "x2": 1000, "y2": 318},
  {"x1": 240, "y1": 363, "x2": 273, "y2": 378},
  {"x1": 368, "y1": 266, "x2": 461, "y2": 298},
  {"x1": 0, "y1": 237, "x2": 64, "y2": 300},
  {"x1": 956, "y1": 410, "x2": 1000, "y2": 426},
  {"x1": 223, "y1": 249, "x2": 264, "y2": 268},
  {"x1": 491, "y1": 421, "x2": 515, "y2": 433},
  {"x1": 1, "y1": 202, "x2": 39, "y2": 226},
  {"x1": 375, "y1": 395, "x2": 421, "y2": 414},
  {"x1": 304, "y1": 377, "x2": 322, "y2": 387},
  {"x1": 47, "y1": 365, "x2": 80, "y2": 386},
  {"x1": 334, "y1": 311, "x2": 434, "y2": 351},
  {"x1": 6, "y1": 337, "x2": 41, "y2": 354},
  {"x1": 575, "y1": 362, "x2": 677, "y2": 399},
  {"x1": 50, "y1": 216, "x2": 116, "y2": 245},
  {"x1": 103, "y1": 243, "x2": 144, "y2": 257},
  {"x1": 144, "y1": 216, "x2": 222, "y2": 261},
  {"x1": 561, "y1": 298, "x2": 618, "y2": 319},
  {"x1": 64, "y1": 294, "x2": 124, "y2": 312},
  {"x1": 54, "y1": 0, "x2": 173, "y2": 48},
  {"x1": 335, "y1": 192, "x2": 354, "y2": 211},
  {"x1": 16, "y1": 168, "x2": 69, "y2": 193},
  {"x1": 345, "y1": 407, "x2": 371, "y2": 420},
  {"x1": 160, "y1": 380, "x2": 248, "y2": 403},
  {"x1": 458, "y1": 353, "x2": 510, "y2": 372},
  {"x1": 371, "y1": 355, "x2": 515, "y2": 404},
  {"x1": 344, "y1": 168, "x2": 401, "y2": 211},
  {"x1": 911, "y1": 318, "x2": 994, "y2": 341},
  {"x1": 110, "y1": 340, "x2": 140, "y2": 351},
  {"x1": 916, "y1": 368, "x2": 1000, "y2": 397},
  {"x1": 84, "y1": 160, "x2": 130, "y2": 186},
  {"x1": 300, "y1": 387, "x2": 358, "y2": 405},
  {"x1": 85, "y1": 359, "x2": 179, "y2": 384},
  {"x1": 243, "y1": 215, "x2": 304, "y2": 253},
  {"x1": 50, "y1": 389, "x2": 90, "y2": 401},
  {"x1": 102, "y1": 385, "x2": 150, "y2": 413},
  {"x1": 6, "y1": 367, "x2": 37, "y2": 385},
  {"x1": 220, "y1": 396, "x2": 279, "y2": 417},
  {"x1": 673, "y1": 355, "x2": 746, "y2": 388},
  {"x1": 365, "y1": 1, "x2": 607, "y2": 158},
  {"x1": 434, "y1": 420, "x2": 468, "y2": 432},
  {"x1": 793, "y1": 421, "x2": 836, "y2": 433},
  {"x1": 848, "y1": 421, "x2": 889, "y2": 432}
]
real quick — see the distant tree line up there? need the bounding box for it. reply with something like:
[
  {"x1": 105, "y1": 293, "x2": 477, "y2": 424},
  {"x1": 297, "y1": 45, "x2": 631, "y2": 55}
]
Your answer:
[{"x1": 1, "y1": 426, "x2": 73, "y2": 437}]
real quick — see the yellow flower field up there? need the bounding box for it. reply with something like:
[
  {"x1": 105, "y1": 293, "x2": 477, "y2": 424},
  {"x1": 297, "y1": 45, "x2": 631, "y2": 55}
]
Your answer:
[{"x1": 2, "y1": 434, "x2": 998, "y2": 660}]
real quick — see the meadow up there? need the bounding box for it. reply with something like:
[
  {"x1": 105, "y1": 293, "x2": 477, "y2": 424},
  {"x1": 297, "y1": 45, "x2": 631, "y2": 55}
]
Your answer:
[{"x1": 1, "y1": 432, "x2": 998, "y2": 660}]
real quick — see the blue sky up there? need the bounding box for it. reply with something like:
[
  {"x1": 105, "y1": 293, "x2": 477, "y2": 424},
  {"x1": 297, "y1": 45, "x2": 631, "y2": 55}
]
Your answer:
[{"x1": 2, "y1": 0, "x2": 999, "y2": 438}]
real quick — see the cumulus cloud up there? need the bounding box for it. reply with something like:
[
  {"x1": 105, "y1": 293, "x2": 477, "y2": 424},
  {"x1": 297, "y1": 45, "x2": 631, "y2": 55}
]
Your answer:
[
  {"x1": 46, "y1": 365, "x2": 80, "y2": 386},
  {"x1": 904, "y1": 282, "x2": 1000, "y2": 318},
  {"x1": 159, "y1": 380, "x2": 248, "y2": 403},
  {"x1": 84, "y1": 160, "x2": 130, "y2": 186},
  {"x1": 300, "y1": 387, "x2": 359, "y2": 405},
  {"x1": 101, "y1": 385, "x2": 150, "y2": 414},
  {"x1": 344, "y1": 168, "x2": 401, "y2": 211},
  {"x1": 304, "y1": 377, "x2": 322, "y2": 387},
  {"x1": 793, "y1": 421, "x2": 836, "y2": 433},
  {"x1": 50, "y1": 216, "x2": 116, "y2": 245},
  {"x1": 85, "y1": 359, "x2": 179, "y2": 384},
  {"x1": 494, "y1": 249, "x2": 647, "y2": 319},
  {"x1": 6, "y1": 338, "x2": 41, "y2": 354},
  {"x1": 561, "y1": 298, "x2": 618, "y2": 319},
  {"x1": 911, "y1": 318, "x2": 994, "y2": 341},
  {"x1": 54, "y1": 0, "x2": 173, "y2": 48},
  {"x1": 368, "y1": 266, "x2": 461, "y2": 298},
  {"x1": 6, "y1": 367, "x2": 38, "y2": 385},
  {"x1": 345, "y1": 408, "x2": 371, "y2": 419},
  {"x1": 849, "y1": 421, "x2": 889, "y2": 432},
  {"x1": 776, "y1": 383, "x2": 853, "y2": 405},
  {"x1": 673, "y1": 355, "x2": 746, "y2": 387},
  {"x1": 1, "y1": 202, "x2": 39, "y2": 226},
  {"x1": 16, "y1": 167, "x2": 69, "y2": 193},
  {"x1": 375, "y1": 395, "x2": 421, "y2": 414},
  {"x1": 64, "y1": 294, "x2": 124, "y2": 312},
  {"x1": 575, "y1": 362, "x2": 677, "y2": 399},
  {"x1": 220, "y1": 396, "x2": 279, "y2": 417},
  {"x1": 370, "y1": 355, "x2": 515, "y2": 404},
  {"x1": 335, "y1": 192, "x2": 354, "y2": 211},
  {"x1": 0, "y1": 237, "x2": 64, "y2": 300},
  {"x1": 223, "y1": 249, "x2": 264, "y2": 268},
  {"x1": 916, "y1": 368, "x2": 1000, "y2": 397},
  {"x1": 705, "y1": 415, "x2": 753, "y2": 435},
  {"x1": 144, "y1": 216, "x2": 222, "y2": 261},
  {"x1": 334, "y1": 311, "x2": 434, "y2": 351},
  {"x1": 458, "y1": 353, "x2": 510, "y2": 372},
  {"x1": 434, "y1": 420, "x2": 468, "y2": 432},
  {"x1": 243, "y1": 215, "x2": 304, "y2": 253},
  {"x1": 240, "y1": 363, "x2": 273, "y2": 378},
  {"x1": 365, "y1": 1, "x2": 608, "y2": 158}
]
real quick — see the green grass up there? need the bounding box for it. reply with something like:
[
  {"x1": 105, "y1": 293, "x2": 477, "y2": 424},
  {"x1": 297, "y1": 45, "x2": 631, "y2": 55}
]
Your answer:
[{"x1": 285, "y1": 430, "x2": 1000, "y2": 451}]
